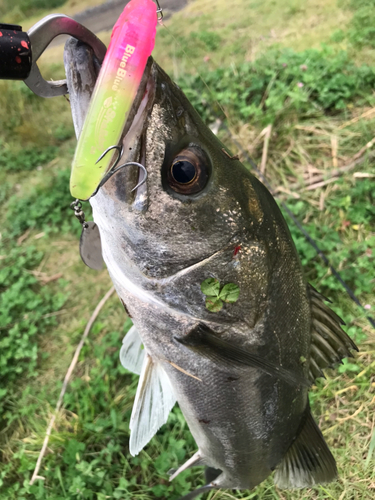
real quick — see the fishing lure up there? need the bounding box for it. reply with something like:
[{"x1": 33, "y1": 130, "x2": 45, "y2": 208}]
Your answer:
[{"x1": 70, "y1": 0, "x2": 158, "y2": 200}]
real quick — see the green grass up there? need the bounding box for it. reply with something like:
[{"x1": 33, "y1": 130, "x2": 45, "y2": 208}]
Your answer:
[
  {"x1": 0, "y1": 0, "x2": 65, "y2": 22},
  {"x1": 0, "y1": 0, "x2": 107, "y2": 24},
  {"x1": 152, "y1": 0, "x2": 366, "y2": 73},
  {"x1": 0, "y1": 0, "x2": 374, "y2": 499}
]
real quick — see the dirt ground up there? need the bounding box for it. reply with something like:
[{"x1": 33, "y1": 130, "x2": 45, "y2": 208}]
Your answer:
[
  {"x1": 74, "y1": 0, "x2": 187, "y2": 33},
  {"x1": 48, "y1": 0, "x2": 187, "y2": 49}
]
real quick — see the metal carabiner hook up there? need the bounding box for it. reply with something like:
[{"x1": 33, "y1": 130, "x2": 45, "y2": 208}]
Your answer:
[
  {"x1": 24, "y1": 14, "x2": 106, "y2": 98},
  {"x1": 155, "y1": 0, "x2": 164, "y2": 21}
]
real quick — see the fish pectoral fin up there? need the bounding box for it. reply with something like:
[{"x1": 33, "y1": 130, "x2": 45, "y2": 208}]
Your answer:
[
  {"x1": 120, "y1": 324, "x2": 145, "y2": 375},
  {"x1": 129, "y1": 354, "x2": 176, "y2": 456},
  {"x1": 274, "y1": 406, "x2": 337, "y2": 489},
  {"x1": 175, "y1": 324, "x2": 309, "y2": 387},
  {"x1": 308, "y1": 284, "x2": 358, "y2": 383}
]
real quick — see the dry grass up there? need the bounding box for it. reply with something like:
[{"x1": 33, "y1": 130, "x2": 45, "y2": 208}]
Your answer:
[
  {"x1": 226, "y1": 105, "x2": 375, "y2": 200},
  {"x1": 1, "y1": 0, "x2": 374, "y2": 498}
]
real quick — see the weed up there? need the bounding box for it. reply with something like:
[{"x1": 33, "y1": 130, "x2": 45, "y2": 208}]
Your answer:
[
  {"x1": 0, "y1": 1, "x2": 374, "y2": 499},
  {"x1": 191, "y1": 30, "x2": 222, "y2": 51},
  {"x1": 4, "y1": 167, "x2": 90, "y2": 238},
  {"x1": 201, "y1": 278, "x2": 240, "y2": 312},
  {"x1": 53, "y1": 123, "x2": 75, "y2": 142},
  {"x1": 0, "y1": 145, "x2": 58, "y2": 172},
  {"x1": 0, "y1": 182, "x2": 11, "y2": 204},
  {"x1": 0, "y1": 0, "x2": 66, "y2": 22},
  {"x1": 178, "y1": 47, "x2": 375, "y2": 126},
  {"x1": 0, "y1": 245, "x2": 67, "y2": 427},
  {"x1": 282, "y1": 192, "x2": 374, "y2": 311},
  {"x1": 343, "y1": 0, "x2": 375, "y2": 48},
  {"x1": 0, "y1": 79, "x2": 72, "y2": 149}
]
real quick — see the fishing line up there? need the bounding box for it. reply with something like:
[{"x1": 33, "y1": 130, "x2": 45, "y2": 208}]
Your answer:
[{"x1": 158, "y1": 17, "x2": 375, "y2": 330}]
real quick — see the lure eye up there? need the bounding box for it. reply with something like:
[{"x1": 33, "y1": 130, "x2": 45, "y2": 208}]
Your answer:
[{"x1": 167, "y1": 147, "x2": 210, "y2": 195}]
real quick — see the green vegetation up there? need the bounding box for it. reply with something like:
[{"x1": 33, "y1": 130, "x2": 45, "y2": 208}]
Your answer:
[
  {"x1": 201, "y1": 278, "x2": 240, "y2": 312},
  {"x1": 0, "y1": 246, "x2": 66, "y2": 416},
  {"x1": 0, "y1": 0, "x2": 107, "y2": 29},
  {"x1": 0, "y1": 0, "x2": 66, "y2": 22},
  {"x1": 0, "y1": 0, "x2": 374, "y2": 499},
  {"x1": 334, "y1": 0, "x2": 375, "y2": 48},
  {"x1": 179, "y1": 48, "x2": 375, "y2": 126},
  {"x1": 5, "y1": 168, "x2": 85, "y2": 238}
]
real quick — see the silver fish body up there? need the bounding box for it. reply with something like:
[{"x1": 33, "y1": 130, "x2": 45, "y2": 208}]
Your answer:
[{"x1": 64, "y1": 39, "x2": 356, "y2": 494}]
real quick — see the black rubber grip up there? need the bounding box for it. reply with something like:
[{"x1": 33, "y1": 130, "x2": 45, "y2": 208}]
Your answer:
[{"x1": 0, "y1": 23, "x2": 32, "y2": 80}]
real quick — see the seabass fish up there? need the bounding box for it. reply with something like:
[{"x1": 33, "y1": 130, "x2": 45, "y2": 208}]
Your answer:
[{"x1": 64, "y1": 39, "x2": 357, "y2": 498}]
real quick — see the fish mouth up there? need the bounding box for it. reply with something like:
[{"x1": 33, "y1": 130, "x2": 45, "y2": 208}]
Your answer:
[
  {"x1": 120, "y1": 57, "x2": 155, "y2": 149},
  {"x1": 99, "y1": 58, "x2": 156, "y2": 211},
  {"x1": 64, "y1": 38, "x2": 156, "y2": 208}
]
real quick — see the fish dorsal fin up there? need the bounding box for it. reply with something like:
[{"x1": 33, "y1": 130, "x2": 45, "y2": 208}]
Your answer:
[
  {"x1": 120, "y1": 325, "x2": 145, "y2": 375},
  {"x1": 274, "y1": 406, "x2": 337, "y2": 489},
  {"x1": 308, "y1": 284, "x2": 358, "y2": 382},
  {"x1": 129, "y1": 354, "x2": 176, "y2": 456}
]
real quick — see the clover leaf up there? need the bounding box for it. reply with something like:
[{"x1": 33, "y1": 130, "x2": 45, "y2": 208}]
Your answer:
[
  {"x1": 219, "y1": 283, "x2": 240, "y2": 303},
  {"x1": 200, "y1": 278, "x2": 221, "y2": 297},
  {"x1": 205, "y1": 296, "x2": 223, "y2": 312},
  {"x1": 201, "y1": 278, "x2": 240, "y2": 312}
]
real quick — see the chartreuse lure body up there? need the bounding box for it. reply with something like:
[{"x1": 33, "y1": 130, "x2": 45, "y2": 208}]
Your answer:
[{"x1": 70, "y1": 0, "x2": 157, "y2": 200}]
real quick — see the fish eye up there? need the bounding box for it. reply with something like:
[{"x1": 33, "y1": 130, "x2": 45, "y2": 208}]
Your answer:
[
  {"x1": 171, "y1": 160, "x2": 196, "y2": 184},
  {"x1": 167, "y1": 147, "x2": 210, "y2": 195}
]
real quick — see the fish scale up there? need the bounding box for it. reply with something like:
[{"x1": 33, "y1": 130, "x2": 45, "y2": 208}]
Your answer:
[
  {"x1": 64, "y1": 37, "x2": 357, "y2": 499},
  {"x1": 105, "y1": 261, "x2": 309, "y2": 490}
]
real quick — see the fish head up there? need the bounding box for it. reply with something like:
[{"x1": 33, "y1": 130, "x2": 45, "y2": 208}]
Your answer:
[
  {"x1": 65, "y1": 38, "x2": 284, "y2": 324},
  {"x1": 88, "y1": 56, "x2": 261, "y2": 280}
]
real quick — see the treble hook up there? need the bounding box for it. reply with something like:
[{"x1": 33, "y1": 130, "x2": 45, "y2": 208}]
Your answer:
[
  {"x1": 95, "y1": 144, "x2": 123, "y2": 168},
  {"x1": 98, "y1": 161, "x2": 148, "y2": 193},
  {"x1": 90, "y1": 144, "x2": 148, "y2": 198}
]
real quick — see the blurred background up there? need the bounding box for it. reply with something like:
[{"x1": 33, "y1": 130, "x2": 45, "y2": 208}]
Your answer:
[{"x1": 0, "y1": 0, "x2": 374, "y2": 498}]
